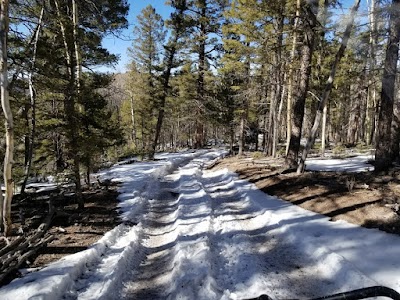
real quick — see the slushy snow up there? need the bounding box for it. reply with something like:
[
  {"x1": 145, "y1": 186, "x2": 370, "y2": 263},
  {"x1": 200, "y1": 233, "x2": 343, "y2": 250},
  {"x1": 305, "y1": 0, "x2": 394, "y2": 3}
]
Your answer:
[{"x1": 1, "y1": 150, "x2": 399, "y2": 300}]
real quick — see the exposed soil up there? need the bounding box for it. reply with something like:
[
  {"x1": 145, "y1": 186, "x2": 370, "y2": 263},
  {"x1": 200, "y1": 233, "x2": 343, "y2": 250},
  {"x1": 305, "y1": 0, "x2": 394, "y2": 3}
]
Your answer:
[
  {"x1": 6, "y1": 185, "x2": 120, "y2": 272},
  {"x1": 210, "y1": 154, "x2": 400, "y2": 235},
  {"x1": 31, "y1": 187, "x2": 120, "y2": 267}
]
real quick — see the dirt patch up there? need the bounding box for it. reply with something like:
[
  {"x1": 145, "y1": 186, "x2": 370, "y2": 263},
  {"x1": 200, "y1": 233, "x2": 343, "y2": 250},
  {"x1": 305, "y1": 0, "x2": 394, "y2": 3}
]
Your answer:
[
  {"x1": 7, "y1": 186, "x2": 120, "y2": 272},
  {"x1": 211, "y1": 154, "x2": 400, "y2": 235}
]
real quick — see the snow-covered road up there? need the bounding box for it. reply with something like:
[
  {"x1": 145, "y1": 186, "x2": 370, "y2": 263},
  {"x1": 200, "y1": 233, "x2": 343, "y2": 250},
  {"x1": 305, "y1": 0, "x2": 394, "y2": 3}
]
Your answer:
[{"x1": 1, "y1": 150, "x2": 400, "y2": 300}]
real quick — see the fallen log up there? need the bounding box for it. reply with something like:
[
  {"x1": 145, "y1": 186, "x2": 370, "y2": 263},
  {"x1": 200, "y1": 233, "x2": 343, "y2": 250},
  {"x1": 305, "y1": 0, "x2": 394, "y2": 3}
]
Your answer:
[
  {"x1": 0, "y1": 236, "x2": 24, "y2": 257},
  {"x1": 0, "y1": 234, "x2": 55, "y2": 284},
  {"x1": 0, "y1": 199, "x2": 56, "y2": 286}
]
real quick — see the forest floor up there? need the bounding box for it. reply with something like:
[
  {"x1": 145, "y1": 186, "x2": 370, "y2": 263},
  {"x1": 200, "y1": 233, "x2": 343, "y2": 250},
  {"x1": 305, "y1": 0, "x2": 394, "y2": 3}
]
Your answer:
[
  {"x1": 3, "y1": 150, "x2": 400, "y2": 299},
  {"x1": 9, "y1": 185, "x2": 120, "y2": 272},
  {"x1": 211, "y1": 153, "x2": 400, "y2": 235},
  {"x1": 6, "y1": 151, "x2": 400, "y2": 277},
  {"x1": 33, "y1": 187, "x2": 120, "y2": 268}
]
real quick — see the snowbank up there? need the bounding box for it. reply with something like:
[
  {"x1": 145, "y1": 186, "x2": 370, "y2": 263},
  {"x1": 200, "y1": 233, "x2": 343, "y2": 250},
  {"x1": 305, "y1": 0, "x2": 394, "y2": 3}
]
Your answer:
[
  {"x1": 305, "y1": 154, "x2": 374, "y2": 172},
  {"x1": 0, "y1": 150, "x2": 227, "y2": 300},
  {"x1": 2, "y1": 152, "x2": 399, "y2": 300}
]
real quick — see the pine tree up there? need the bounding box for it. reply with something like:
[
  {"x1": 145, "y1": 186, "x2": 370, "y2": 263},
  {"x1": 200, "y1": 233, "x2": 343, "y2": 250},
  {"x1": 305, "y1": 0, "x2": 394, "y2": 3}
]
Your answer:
[
  {"x1": 3, "y1": 0, "x2": 129, "y2": 213},
  {"x1": 285, "y1": 0, "x2": 319, "y2": 168},
  {"x1": 80, "y1": 73, "x2": 124, "y2": 184},
  {"x1": 221, "y1": 0, "x2": 260, "y2": 155},
  {"x1": 375, "y1": 0, "x2": 400, "y2": 170},
  {"x1": 183, "y1": 0, "x2": 226, "y2": 148},
  {"x1": 127, "y1": 5, "x2": 165, "y2": 157},
  {"x1": 150, "y1": 0, "x2": 188, "y2": 159}
]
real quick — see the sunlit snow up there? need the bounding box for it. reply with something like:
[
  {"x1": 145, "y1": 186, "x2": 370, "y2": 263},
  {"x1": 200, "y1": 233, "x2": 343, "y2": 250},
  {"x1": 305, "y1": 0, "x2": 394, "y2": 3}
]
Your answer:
[{"x1": 1, "y1": 151, "x2": 399, "y2": 300}]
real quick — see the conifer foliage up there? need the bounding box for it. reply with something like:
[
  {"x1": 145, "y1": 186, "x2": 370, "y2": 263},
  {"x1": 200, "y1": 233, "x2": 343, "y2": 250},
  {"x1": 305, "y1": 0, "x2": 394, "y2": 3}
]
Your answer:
[
  {"x1": 123, "y1": 0, "x2": 399, "y2": 172},
  {"x1": 0, "y1": 0, "x2": 128, "y2": 233},
  {"x1": 1, "y1": 0, "x2": 400, "y2": 233}
]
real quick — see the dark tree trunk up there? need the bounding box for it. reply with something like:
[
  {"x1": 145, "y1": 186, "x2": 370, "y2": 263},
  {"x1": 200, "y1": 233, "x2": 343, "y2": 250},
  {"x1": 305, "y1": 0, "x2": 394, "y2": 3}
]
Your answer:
[
  {"x1": 150, "y1": 45, "x2": 176, "y2": 160},
  {"x1": 297, "y1": 0, "x2": 361, "y2": 173},
  {"x1": 285, "y1": 0, "x2": 319, "y2": 167},
  {"x1": 272, "y1": 13, "x2": 284, "y2": 157},
  {"x1": 85, "y1": 157, "x2": 91, "y2": 186},
  {"x1": 195, "y1": 1, "x2": 207, "y2": 149},
  {"x1": 375, "y1": 0, "x2": 400, "y2": 170},
  {"x1": 347, "y1": 81, "x2": 362, "y2": 145}
]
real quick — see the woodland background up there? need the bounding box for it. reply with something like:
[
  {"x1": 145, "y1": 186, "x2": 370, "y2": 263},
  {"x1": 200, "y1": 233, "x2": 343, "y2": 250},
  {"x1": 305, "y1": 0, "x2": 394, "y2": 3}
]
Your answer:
[{"x1": 0, "y1": 0, "x2": 399, "y2": 236}]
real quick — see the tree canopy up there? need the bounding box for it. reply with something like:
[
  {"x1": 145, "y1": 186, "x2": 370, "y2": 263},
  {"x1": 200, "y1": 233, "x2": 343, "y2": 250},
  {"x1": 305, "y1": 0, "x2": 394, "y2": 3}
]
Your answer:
[{"x1": 1, "y1": 0, "x2": 400, "y2": 234}]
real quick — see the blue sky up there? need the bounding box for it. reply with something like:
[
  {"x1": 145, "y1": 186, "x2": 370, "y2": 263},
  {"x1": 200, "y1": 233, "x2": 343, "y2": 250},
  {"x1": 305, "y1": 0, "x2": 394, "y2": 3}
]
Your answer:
[
  {"x1": 102, "y1": 0, "x2": 172, "y2": 73},
  {"x1": 101, "y1": 0, "x2": 368, "y2": 73}
]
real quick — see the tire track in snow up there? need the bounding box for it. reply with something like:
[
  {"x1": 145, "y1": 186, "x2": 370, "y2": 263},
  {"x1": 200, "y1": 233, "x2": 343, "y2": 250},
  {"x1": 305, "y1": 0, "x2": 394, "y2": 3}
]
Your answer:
[
  {"x1": 200, "y1": 169, "x2": 377, "y2": 299},
  {"x1": 61, "y1": 153, "x2": 213, "y2": 300},
  {"x1": 37, "y1": 148, "x2": 378, "y2": 300},
  {"x1": 121, "y1": 184, "x2": 181, "y2": 299},
  {"x1": 63, "y1": 151, "x2": 378, "y2": 300},
  {"x1": 121, "y1": 155, "x2": 223, "y2": 299},
  {"x1": 62, "y1": 222, "x2": 146, "y2": 300}
]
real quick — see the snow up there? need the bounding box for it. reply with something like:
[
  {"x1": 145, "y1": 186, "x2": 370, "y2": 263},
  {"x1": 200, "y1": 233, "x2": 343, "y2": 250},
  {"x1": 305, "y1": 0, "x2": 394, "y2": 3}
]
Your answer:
[
  {"x1": 305, "y1": 154, "x2": 374, "y2": 172},
  {"x1": 1, "y1": 152, "x2": 400, "y2": 300}
]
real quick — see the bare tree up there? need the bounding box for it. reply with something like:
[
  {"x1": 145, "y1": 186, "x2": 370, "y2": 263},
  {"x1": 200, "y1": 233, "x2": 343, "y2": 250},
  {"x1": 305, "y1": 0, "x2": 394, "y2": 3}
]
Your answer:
[
  {"x1": 21, "y1": 6, "x2": 45, "y2": 194},
  {"x1": 1, "y1": 0, "x2": 14, "y2": 236}
]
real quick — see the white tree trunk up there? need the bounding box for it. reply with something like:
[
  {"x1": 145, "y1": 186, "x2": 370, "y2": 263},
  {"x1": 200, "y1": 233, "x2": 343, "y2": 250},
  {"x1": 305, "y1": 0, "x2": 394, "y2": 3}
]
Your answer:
[
  {"x1": 238, "y1": 109, "x2": 245, "y2": 156},
  {"x1": 72, "y1": 0, "x2": 81, "y2": 91},
  {"x1": 128, "y1": 92, "x2": 137, "y2": 146},
  {"x1": 54, "y1": 0, "x2": 71, "y2": 73},
  {"x1": 321, "y1": 103, "x2": 328, "y2": 155},
  {"x1": 1, "y1": 0, "x2": 14, "y2": 236},
  {"x1": 21, "y1": 7, "x2": 44, "y2": 194}
]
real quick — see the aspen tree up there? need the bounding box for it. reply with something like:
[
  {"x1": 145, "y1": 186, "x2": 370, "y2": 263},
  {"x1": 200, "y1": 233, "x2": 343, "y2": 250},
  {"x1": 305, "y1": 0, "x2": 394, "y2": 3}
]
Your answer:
[{"x1": 0, "y1": 0, "x2": 14, "y2": 235}]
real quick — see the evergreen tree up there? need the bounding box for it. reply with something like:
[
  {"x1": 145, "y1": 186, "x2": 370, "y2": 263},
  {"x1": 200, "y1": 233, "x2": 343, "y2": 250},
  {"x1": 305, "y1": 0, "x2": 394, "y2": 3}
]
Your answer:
[
  {"x1": 150, "y1": 0, "x2": 188, "y2": 159},
  {"x1": 183, "y1": 0, "x2": 226, "y2": 148},
  {"x1": 127, "y1": 5, "x2": 165, "y2": 156},
  {"x1": 221, "y1": 2, "x2": 252, "y2": 155},
  {"x1": 80, "y1": 73, "x2": 124, "y2": 183},
  {"x1": 375, "y1": 0, "x2": 400, "y2": 171},
  {"x1": 3, "y1": 0, "x2": 129, "y2": 213}
]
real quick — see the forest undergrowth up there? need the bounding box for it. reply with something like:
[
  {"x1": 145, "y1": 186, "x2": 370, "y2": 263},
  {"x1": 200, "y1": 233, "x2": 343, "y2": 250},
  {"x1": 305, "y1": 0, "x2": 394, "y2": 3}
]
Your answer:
[{"x1": 0, "y1": 183, "x2": 120, "y2": 286}]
